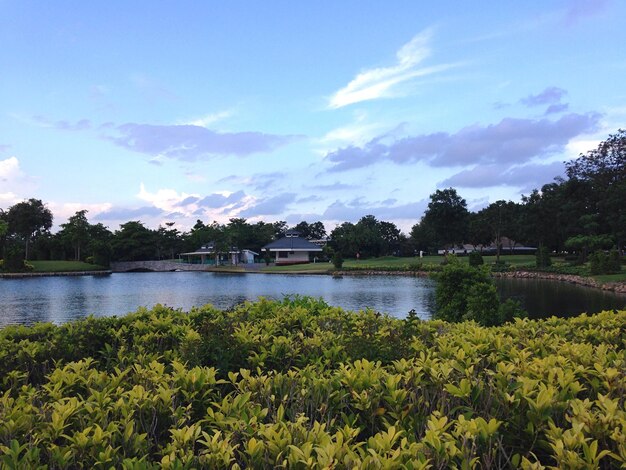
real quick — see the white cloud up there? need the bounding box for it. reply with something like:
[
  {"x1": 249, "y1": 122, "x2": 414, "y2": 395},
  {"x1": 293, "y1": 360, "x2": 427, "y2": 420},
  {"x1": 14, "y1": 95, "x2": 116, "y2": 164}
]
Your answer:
[
  {"x1": 0, "y1": 157, "x2": 38, "y2": 203},
  {"x1": 317, "y1": 111, "x2": 385, "y2": 149},
  {"x1": 328, "y1": 29, "x2": 458, "y2": 108},
  {"x1": 0, "y1": 156, "x2": 21, "y2": 181},
  {"x1": 137, "y1": 183, "x2": 257, "y2": 225},
  {"x1": 137, "y1": 183, "x2": 199, "y2": 213},
  {"x1": 48, "y1": 202, "x2": 114, "y2": 227},
  {"x1": 181, "y1": 110, "x2": 233, "y2": 128}
]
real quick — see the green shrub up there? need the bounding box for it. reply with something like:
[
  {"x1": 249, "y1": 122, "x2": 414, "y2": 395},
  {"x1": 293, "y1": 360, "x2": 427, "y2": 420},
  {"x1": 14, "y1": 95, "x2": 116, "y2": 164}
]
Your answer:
[
  {"x1": 4, "y1": 245, "x2": 25, "y2": 271},
  {"x1": 332, "y1": 251, "x2": 343, "y2": 269},
  {"x1": 589, "y1": 249, "x2": 622, "y2": 275},
  {"x1": 85, "y1": 256, "x2": 94, "y2": 264},
  {"x1": 468, "y1": 250, "x2": 484, "y2": 266},
  {"x1": 0, "y1": 303, "x2": 624, "y2": 468},
  {"x1": 433, "y1": 256, "x2": 525, "y2": 326},
  {"x1": 535, "y1": 246, "x2": 552, "y2": 268}
]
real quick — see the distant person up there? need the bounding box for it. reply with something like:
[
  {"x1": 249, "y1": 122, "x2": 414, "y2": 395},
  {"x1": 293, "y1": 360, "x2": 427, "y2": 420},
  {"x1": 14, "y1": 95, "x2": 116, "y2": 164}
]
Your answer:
[{"x1": 419, "y1": 250, "x2": 423, "y2": 258}]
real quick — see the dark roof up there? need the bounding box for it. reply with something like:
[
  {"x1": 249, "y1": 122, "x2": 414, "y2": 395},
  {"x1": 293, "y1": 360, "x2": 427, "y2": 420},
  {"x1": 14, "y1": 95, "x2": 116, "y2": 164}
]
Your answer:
[{"x1": 262, "y1": 236, "x2": 322, "y2": 251}]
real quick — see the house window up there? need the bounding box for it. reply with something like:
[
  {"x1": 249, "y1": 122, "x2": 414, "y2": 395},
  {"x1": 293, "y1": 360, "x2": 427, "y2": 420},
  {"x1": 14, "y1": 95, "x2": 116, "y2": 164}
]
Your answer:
[{"x1": 278, "y1": 251, "x2": 289, "y2": 258}]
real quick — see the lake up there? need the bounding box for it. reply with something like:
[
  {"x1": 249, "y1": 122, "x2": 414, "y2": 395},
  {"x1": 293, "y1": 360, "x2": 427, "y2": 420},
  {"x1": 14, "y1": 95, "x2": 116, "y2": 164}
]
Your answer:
[{"x1": 0, "y1": 272, "x2": 624, "y2": 327}]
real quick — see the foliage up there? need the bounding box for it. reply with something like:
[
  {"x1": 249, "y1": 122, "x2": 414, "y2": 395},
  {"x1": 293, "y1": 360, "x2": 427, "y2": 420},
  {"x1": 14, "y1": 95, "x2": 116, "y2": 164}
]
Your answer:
[
  {"x1": 536, "y1": 246, "x2": 552, "y2": 268},
  {"x1": 564, "y1": 234, "x2": 614, "y2": 263},
  {"x1": 0, "y1": 299, "x2": 624, "y2": 468},
  {"x1": 2, "y1": 244, "x2": 26, "y2": 271},
  {"x1": 468, "y1": 250, "x2": 484, "y2": 267},
  {"x1": 332, "y1": 251, "x2": 344, "y2": 269},
  {"x1": 6, "y1": 198, "x2": 53, "y2": 260},
  {"x1": 414, "y1": 188, "x2": 469, "y2": 250},
  {"x1": 111, "y1": 221, "x2": 158, "y2": 261},
  {"x1": 330, "y1": 215, "x2": 402, "y2": 258},
  {"x1": 589, "y1": 249, "x2": 622, "y2": 275},
  {"x1": 433, "y1": 255, "x2": 525, "y2": 325},
  {"x1": 566, "y1": 128, "x2": 626, "y2": 253},
  {"x1": 293, "y1": 221, "x2": 327, "y2": 240}
]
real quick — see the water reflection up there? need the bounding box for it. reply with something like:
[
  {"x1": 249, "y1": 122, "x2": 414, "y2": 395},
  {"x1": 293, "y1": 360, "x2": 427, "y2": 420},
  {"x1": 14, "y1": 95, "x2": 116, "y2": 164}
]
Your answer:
[{"x1": 0, "y1": 272, "x2": 623, "y2": 327}]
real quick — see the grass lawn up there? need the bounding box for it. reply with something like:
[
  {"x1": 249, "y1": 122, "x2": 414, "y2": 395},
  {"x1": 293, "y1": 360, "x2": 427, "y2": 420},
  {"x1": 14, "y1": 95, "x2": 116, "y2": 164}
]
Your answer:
[
  {"x1": 260, "y1": 262, "x2": 331, "y2": 273},
  {"x1": 592, "y1": 272, "x2": 626, "y2": 284},
  {"x1": 261, "y1": 254, "x2": 540, "y2": 273},
  {"x1": 30, "y1": 260, "x2": 108, "y2": 272}
]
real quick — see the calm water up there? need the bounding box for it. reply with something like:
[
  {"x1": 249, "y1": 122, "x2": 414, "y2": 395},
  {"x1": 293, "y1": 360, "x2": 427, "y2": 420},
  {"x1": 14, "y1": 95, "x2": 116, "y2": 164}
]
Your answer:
[{"x1": 0, "y1": 272, "x2": 624, "y2": 327}]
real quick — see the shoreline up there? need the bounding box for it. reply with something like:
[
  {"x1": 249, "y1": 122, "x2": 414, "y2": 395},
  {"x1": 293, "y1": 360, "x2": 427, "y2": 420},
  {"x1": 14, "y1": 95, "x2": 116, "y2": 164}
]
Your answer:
[
  {"x1": 0, "y1": 270, "x2": 112, "y2": 279},
  {"x1": 252, "y1": 268, "x2": 626, "y2": 294},
  {"x1": 2, "y1": 267, "x2": 625, "y2": 295}
]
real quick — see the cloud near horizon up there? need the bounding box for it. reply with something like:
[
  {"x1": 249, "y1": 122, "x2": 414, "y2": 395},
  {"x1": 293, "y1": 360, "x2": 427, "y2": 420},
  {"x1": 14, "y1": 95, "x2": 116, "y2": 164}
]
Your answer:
[
  {"x1": 440, "y1": 161, "x2": 565, "y2": 191},
  {"x1": 106, "y1": 123, "x2": 300, "y2": 160},
  {"x1": 325, "y1": 112, "x2": 601, "y2": 173},
  {"x1": 239, "y1": 193, "x2": 297, "y2": 217},
  {"x1": 328, "y1": 29, "x2": 458, "y2": 108},
  {"x1": 321, "y1": 198, "x2": 428, "y2": 223}
]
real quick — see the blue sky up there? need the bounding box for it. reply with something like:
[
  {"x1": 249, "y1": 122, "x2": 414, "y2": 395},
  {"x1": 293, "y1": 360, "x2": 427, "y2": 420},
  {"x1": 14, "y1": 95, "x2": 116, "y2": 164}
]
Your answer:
[{"x1": 1, "y1": 0, "x2": 625, "y2": 232}]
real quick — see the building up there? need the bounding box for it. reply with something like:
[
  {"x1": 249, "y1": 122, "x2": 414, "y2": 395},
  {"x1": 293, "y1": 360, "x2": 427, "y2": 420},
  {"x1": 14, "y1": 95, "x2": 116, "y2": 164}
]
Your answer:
[
  {"x1": 262, "y1": 230, "x2": 323, "y2": 265},
  {"x1": 180, "y1": 243, "x2": 258, "y2": 265}
]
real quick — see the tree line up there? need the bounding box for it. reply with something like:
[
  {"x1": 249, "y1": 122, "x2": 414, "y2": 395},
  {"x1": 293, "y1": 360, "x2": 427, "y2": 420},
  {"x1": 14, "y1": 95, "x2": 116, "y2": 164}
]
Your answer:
[{"x1": 0, "y1": 129, "x2": 624, "y2": 268}]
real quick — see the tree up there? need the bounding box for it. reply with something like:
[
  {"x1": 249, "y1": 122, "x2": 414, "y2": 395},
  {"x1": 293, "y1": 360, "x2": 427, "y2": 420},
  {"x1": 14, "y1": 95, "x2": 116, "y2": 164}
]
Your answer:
[
  {"x1": 0, "y1": 212, "x2": 8, "y2": 258},
  {"x1": 88, "y1": 223, "x2": 113, "y2": 266},
  {"x1": 433, "y1": 256, "x2": 526, "y2": 326},
  {"x1": 420, "y1": 188, "x2": 469, "y2": 249},
  {"x1": 111, "y1": 221, "x2": 156, "y2": 261},
  {"x1": 566, "y1": 129, "x2": 626, "y2": 254},
  {"x1": 60, "y1": 210, "x2": 91, "y2": 261},
  {"x1": 476, "y1": 200, "x2": 519, "y2": 262},
  {"x1": 293, "y1": 221, "x2": 327, "y2": 240},
  {"x1": 6, "y1": 198, "x2": 53, "y2": 260}
]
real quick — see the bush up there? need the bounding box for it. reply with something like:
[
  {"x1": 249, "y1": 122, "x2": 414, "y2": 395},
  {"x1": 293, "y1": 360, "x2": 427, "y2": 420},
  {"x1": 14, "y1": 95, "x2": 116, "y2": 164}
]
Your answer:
[
  {"x1": 468, "y1": 251, "x2": 484, "y2": 267},
  {"x1": 4, "y1": 245, "x2": 25, "y2": 271},
  {"x1": 85, "y1": 256, "x2": 94, "y2": 264},
  {"x1": 0, "y1": 302, "x2": 623, "y2": 468},
  {"x1": 332, "y1": 251, "x2": 343, "y2": 269},
  {"x1": 433, "y1": 256, "x2": 526, "y2": 326},
  {"x1": 590, "y1": 249, "x2": 622, "y2": 275},
  {"x1": 535, "y1": 246, "x2": 552, "y2": 268}
]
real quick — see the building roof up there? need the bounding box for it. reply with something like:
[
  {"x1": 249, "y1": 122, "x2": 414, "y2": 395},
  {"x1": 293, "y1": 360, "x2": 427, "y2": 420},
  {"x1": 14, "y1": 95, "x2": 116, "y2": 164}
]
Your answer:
[{"x1": 262, "y1": 235, "x2": 323, "y2": 252}]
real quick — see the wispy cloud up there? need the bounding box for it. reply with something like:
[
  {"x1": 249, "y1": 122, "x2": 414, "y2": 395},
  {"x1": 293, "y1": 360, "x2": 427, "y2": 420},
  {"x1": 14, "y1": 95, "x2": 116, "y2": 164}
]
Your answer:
[
  {"x1": 307, "y1": 182, "x2": 357, "y2": 191},
  {"x1": 563, "y1": 0, "x2": 610, "y2": 25},
  {"x1": 521, "y1": 87, "x2": 567, "y2": 107},
  {"x1": 325, "y1": 112, "x2": 601, "y2": 172},
  {"x1": 328, "y1": 29, "x2": 459, "y2": 109},
  {"x1": 106, "y1": 123, "x2": 300, "y2": 160},
  {"x1": 31, "y1": 115, "x2": 92, "y2": 131},
  {"x1": 180, "y1": 110, "x2": 234, "y2": 128},
  {"x1": 240, "y1": 192, "x2": 297, "y2": 217}
]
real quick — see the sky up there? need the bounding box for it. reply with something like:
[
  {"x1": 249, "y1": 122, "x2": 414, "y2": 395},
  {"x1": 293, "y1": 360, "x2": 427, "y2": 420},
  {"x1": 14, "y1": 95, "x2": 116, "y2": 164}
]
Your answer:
[{"x1": 1, "y1": 0, "x2": 625, "y2": 233}]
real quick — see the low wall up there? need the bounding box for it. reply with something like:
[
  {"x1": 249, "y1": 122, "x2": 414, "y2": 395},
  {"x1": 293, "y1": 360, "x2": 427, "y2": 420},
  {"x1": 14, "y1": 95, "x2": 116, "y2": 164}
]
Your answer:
[{"x1": 110, "y1": 261, "x2": 209, "y2": 272}]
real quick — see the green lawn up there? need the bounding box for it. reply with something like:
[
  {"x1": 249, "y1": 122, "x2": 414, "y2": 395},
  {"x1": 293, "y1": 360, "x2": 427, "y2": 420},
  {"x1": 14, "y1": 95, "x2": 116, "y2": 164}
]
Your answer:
[
  {"x1": 261, "y1": 254, "x2": 540, "y2": 273},
  {"x1": 29, "y1": 260, "x2": 108, "y2": 272},
  {"x1": 592, "y1": 272, "x2": 626, "y2": 284},
  {"x1": 260, "y1": 262, "x2": 332, "y2": 273}
]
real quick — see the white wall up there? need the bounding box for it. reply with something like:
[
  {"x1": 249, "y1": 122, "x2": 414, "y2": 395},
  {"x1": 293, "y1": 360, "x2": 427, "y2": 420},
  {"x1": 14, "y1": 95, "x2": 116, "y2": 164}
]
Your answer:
[{"x1": 275, "y1": 251, "x2": 310, "y2": 264}]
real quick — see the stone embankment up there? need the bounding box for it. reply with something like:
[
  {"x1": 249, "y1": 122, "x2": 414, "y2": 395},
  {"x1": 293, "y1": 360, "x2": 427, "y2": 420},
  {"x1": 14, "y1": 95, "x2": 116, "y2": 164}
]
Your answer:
[
  {"x1": 493, "y1": 270, "x2": 626, "y2": 294},
  {"x1": 335, "y1": 269, "x2": 626, "y2": 294}
]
